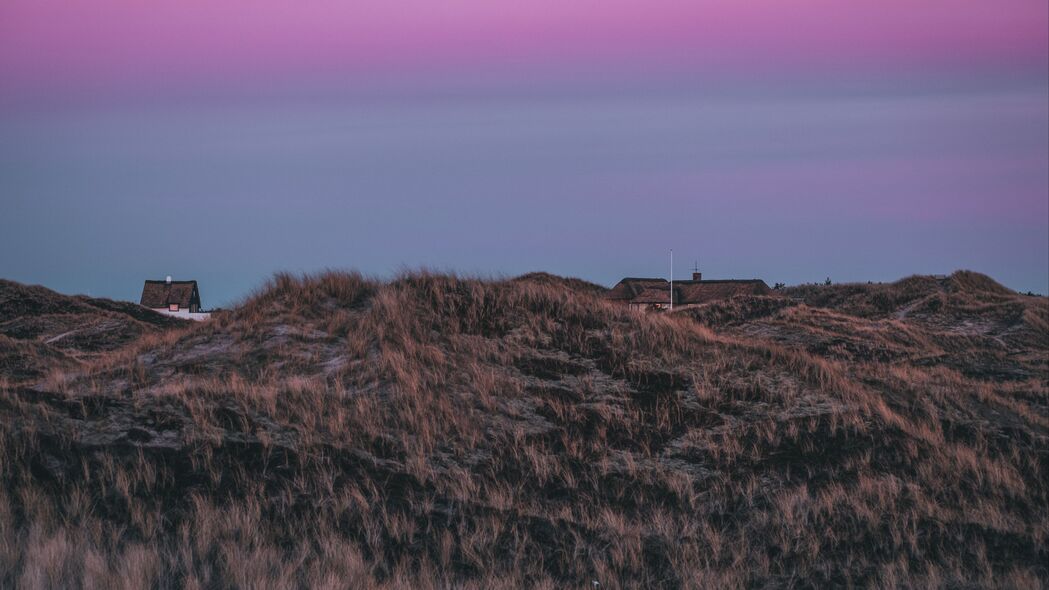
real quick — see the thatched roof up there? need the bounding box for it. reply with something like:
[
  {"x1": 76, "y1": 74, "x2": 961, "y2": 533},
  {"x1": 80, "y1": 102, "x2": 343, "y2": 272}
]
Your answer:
[
  {"x1": 605, "y1": 278, "x2": 669, "y2": 301},
  {"x1": 630, "y1": 287, "x2": 675, "y2": 304},
  {"x1": 140, "y1": 280, "x2": 200, "y2": 309},
  {"x1": 674, "y1": 280, "x2": 771, "y2": 305},
  {"x1": 607, "y1": 276, "x2": 772, "y2": 306}
]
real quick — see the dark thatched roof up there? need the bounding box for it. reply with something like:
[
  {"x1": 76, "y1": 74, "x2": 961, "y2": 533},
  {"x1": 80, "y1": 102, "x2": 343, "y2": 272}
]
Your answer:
[
  {"x1": 605, "y1": 278, "x2": 670, "y2": 301},
  {"x1": 673, "y1": 280, "x2": 771, "y2": 305},
  {"x1": 606, "y1": 277, "x2": 772, "y2": 306},
  {"x1": 140, "y1": 280, "x2": 201, "y2": 309},
  {"x1": 631, "y1": 286, "x2": 674, "y2": 304}
]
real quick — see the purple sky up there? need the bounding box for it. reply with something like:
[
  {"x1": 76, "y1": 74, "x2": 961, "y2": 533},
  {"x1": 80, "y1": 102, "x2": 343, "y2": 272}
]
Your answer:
[{"x1": 1, "y1": 0, "x2": 1047, "y2": 304}]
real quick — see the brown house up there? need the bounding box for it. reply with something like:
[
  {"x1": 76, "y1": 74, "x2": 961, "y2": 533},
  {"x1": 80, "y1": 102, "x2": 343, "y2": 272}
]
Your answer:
[
  {"x1": 140, "y1": 277, "x2": 205, "y2": 317},
  {"x1": 606, "y1": 272, "x2": 772, "y2": 311}
]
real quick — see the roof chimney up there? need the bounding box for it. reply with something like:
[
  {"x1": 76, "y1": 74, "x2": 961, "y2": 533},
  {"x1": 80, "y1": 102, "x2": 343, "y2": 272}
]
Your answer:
[
  {"x1": 166, "y1": 275, "x2": 172, "y2": 283},
  {"x1": 692, "y1": 272, "x2": 702, "y2": 281}
]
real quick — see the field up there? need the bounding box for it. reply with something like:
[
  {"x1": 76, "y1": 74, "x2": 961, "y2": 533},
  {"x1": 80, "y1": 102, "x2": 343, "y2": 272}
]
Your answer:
[{"x1": 0, "y1": 271, "x2": 1046, "y2": 588}]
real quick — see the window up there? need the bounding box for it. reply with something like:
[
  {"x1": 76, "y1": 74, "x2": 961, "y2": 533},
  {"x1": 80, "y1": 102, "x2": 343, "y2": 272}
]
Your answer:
[{"x1": 169, "y1": 303, "x2": 180, "y2": 312}]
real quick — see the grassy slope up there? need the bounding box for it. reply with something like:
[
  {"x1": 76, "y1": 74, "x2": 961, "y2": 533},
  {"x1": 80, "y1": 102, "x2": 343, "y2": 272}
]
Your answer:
[
  {"x1": 0, "y1": 271, "x2": 1046, "y2": 588},
  {"x1": 0, "y1": 279, "x2": 186, "y2": 383}
]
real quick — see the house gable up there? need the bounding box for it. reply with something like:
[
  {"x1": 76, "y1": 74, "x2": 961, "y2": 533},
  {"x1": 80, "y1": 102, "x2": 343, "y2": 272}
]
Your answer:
[{"x1": 140, "y1": 280, "x2": 202, "y2": 311}]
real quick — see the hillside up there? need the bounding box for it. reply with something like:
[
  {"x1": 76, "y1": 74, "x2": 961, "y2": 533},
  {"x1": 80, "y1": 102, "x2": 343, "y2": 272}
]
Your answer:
[
  {"x1": 0, "y1": 279, "x2": 186, "y2": 382},
  {"x1": 0, "y1": 271, "x2": 1046, "y2": 588},
  {"x1": 688, "y1": 272, "x2": 1048, "y2": 380}
]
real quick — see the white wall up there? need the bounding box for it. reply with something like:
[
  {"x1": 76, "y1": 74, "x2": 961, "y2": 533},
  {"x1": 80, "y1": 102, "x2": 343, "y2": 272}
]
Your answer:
[{"x1": 151, "y1": 308, "x2": 211, "y2": 321}]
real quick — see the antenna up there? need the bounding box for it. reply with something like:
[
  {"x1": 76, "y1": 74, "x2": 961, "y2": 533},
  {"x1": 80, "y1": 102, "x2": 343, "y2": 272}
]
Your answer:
[{"x1": 690, "y1": 259, "x2": 703, "y2": 282}]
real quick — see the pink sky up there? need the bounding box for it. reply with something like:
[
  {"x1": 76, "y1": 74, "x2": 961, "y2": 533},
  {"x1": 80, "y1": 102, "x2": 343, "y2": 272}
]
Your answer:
[
  {"x1": 2, "y1": 0, "x2": 1047, "y2": 98},
  {"x1": 0, "y1": 0, "x2": 1046, "y2": 297}
]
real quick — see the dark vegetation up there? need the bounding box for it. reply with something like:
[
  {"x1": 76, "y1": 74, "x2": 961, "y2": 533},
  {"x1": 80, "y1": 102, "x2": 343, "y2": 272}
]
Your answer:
[
  {"x1": 0, "y1": 279, "x2": 185, "y2": 382},
  {"x1": 0, "y1": 270, "x2": 1046, "y2": 588}
]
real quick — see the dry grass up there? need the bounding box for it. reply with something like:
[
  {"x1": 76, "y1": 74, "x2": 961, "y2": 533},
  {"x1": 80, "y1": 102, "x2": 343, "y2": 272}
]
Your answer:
[{"x1": 0, "y1": 270, "x2": 1046, "y2": 588}]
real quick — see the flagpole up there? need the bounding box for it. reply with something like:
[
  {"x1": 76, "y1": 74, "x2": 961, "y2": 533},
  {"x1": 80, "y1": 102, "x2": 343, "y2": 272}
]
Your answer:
[{"x1": 670, "y1": 249, "x2": 673, "y2": 311}]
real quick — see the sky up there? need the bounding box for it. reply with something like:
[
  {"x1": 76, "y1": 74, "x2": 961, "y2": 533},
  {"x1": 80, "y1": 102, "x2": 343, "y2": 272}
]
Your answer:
[{"x1": 1, "y1": 0, "x2": 1047, "y2": 305}]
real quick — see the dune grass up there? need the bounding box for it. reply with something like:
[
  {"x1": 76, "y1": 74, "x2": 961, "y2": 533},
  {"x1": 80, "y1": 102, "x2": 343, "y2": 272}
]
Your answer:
[{"x1": 0, "y1": 270, "x2": 1045, "y2": 588}]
